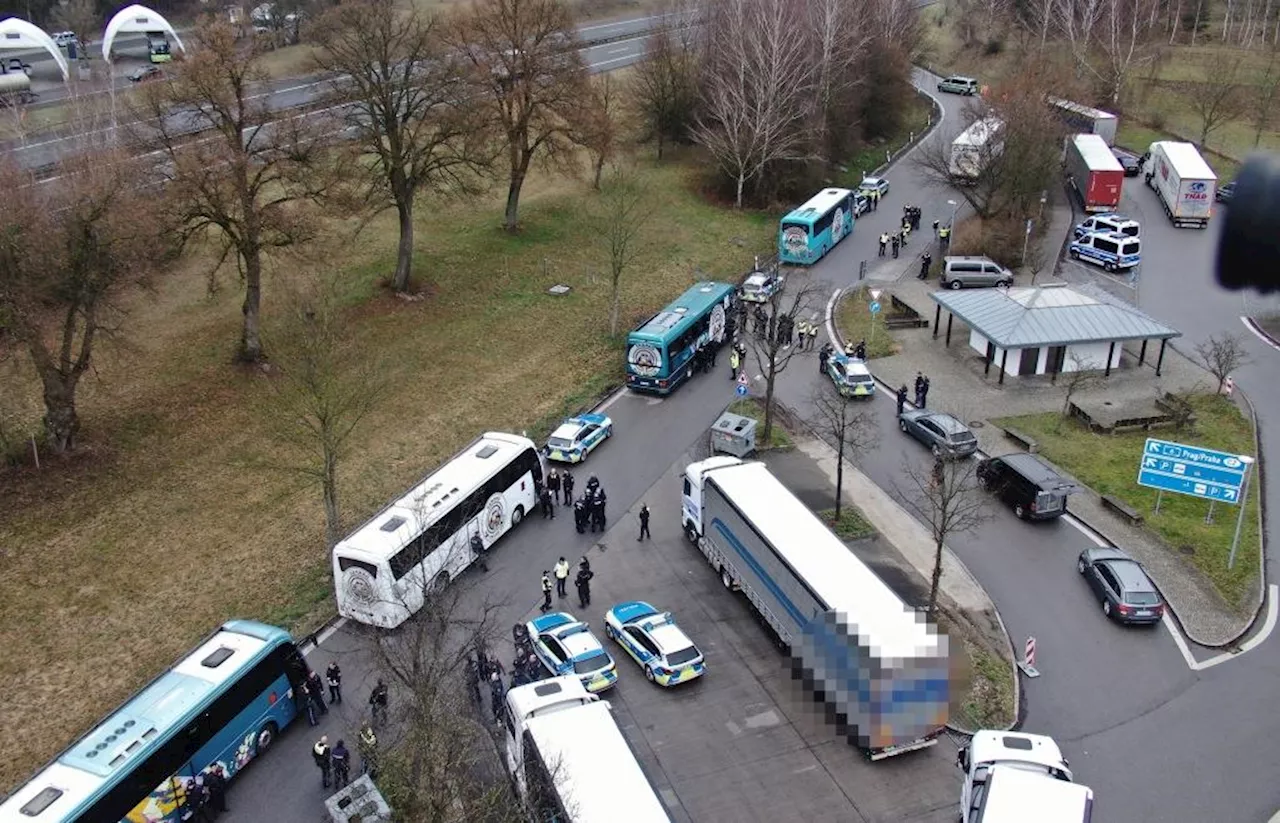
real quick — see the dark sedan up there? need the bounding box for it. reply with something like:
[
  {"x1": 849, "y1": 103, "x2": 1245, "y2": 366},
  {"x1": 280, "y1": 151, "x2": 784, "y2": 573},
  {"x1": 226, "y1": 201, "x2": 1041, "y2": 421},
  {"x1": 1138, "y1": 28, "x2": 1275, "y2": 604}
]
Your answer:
[
  {"x1": 1077, "y1": 547, "x2": 1165, "y2": 624},
  {"x1": 1216, "y1": 180, "x2": 1235, "y2": 203},
  {"x1": 1111, "y1": 147, "x2": 1141, "y2": 177},
  {"x1": 898, "y1": 409, "x2": 978, "y2": 458}
]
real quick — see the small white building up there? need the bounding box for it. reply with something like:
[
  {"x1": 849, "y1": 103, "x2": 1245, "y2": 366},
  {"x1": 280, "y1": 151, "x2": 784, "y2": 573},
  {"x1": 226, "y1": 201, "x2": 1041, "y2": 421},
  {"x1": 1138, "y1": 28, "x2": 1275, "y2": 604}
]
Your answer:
[{"x1": 928, "y1": 284, "x2": 1180, "y2": 384}]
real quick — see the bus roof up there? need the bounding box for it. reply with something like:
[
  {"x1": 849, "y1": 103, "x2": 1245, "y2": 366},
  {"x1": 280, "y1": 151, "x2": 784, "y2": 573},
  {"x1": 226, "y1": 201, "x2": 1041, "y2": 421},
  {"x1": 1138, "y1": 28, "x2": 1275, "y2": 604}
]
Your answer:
[
  {"x1": 525, "y1": 702, "x2": 671, "y2": 823},
  {"x1": 1071, "y1": 133, "x2": 1122, "y2": 171},
  {"x1": 782, "y1": 188, "x2": 854, "y2": 225},
  {"x1": 506, "y1": 676, "x2": 595, "y2": 721},
  {"x1": 0, "y1": 621, "x2": 288, "y2": 822},
  {"x1": 629, "y1": 281, "x2": 735, "y2": 343},
  {"x1": 703, "y1": 461, "x2": 943, "y2": 661},
  {"x1": 954, "y1": 117, "x2": 1003, "y2": 148},
  {"x1": 334, "y1": 432, "x2": 532, "y2": 561}
]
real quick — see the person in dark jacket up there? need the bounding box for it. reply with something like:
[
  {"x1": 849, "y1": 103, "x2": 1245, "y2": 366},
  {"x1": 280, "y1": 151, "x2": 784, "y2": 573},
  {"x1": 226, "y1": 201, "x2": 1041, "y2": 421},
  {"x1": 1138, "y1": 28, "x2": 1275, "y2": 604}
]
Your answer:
[
  {"x1": 205, "y1": 765, "x2": 228, "y2": 813},
  {"x1": 471, "y1": 532, "x2": 488, "y2": 572},
  {"x1": 465, "y1": 655, "x2": 483, "y2": 707},
  {"x1": 540, "y1": 486, "x2": 555, "y2": 518},
  {"x1": 573, "y1": 495, "x2": 587, "y2": 533},
  {"x1": 637, "y1": 504, "x2": 651, "y2": 541},
  {"x1": 325, "y1": 661, "x2": 342, "y2": 704},
  {"x1": 919, "y1": 252, "x2": 932, "y2": 280},
  {"x1": 186, "y1": 779, "x2": 212, "y2": 822},
  {"x1": 331, "y1": 740, "x2": 351, "y2": 790},
  {"x1": 369, "y1": 679, "x2": 389, "y2": 729},
  {"x1": 575, "y1": 563, "x2": 594, "y2": 608},
  {"x1": 896, "y1": 385, "x2": 909, "y2": 415},
  {"x1": 854, "y1": 339, "x2": 866, "y2": 360},
  {"x1": 312, "y1": 736, "x2": 332, "y2": 789},
  {"x1": 818, "y1": 342, "x2": 831, "y2": 375},
  {"x1": 561, "y1": 469, "x2": 575, "y2": 505},
  {"x1": 590, "y1": 487, "x2": 607, "y2": 532},
  {"x1": 488, "y1": 671, "x2": 506, "y2": 722},
  {"x1": 306, "y1": 671, "x2": 328, "y2": 718}
]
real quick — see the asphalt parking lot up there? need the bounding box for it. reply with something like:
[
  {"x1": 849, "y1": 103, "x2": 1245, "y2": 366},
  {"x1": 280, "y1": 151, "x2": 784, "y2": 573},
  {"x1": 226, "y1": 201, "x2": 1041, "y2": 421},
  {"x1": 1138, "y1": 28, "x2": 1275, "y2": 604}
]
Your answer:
[{"x1": 536, "y1": 451, "x2": 964, "y2": 823}]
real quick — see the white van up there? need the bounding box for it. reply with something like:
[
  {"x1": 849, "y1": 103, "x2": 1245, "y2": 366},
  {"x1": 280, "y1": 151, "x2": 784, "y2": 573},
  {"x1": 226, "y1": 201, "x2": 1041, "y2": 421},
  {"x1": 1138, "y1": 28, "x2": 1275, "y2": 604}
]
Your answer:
[
  {"x1": 958, "y1": 731, "x2": 1088, "y2": 823},
  {"x1": 941, "y1": 256, "x2": 1013, "y2": 289},
  {"x1": 1069, "y1": 230, "x2": 1141, "y2": 271},
  {"x1": 1072, "y1": 212, "x2": 1140, "y2": 240}
]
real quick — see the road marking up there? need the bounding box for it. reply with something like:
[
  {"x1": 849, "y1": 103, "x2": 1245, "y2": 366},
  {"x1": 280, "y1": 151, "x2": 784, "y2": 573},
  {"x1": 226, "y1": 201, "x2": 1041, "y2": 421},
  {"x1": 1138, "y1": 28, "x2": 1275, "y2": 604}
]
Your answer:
[
  {"x1": 606, "y1": 46, "x2": 629, "y2": 54},
  {"x1": 824, "y1": 287, "x2": 841, "y2": 347},
  {"x1": 596, "y1": 386, "x2": 627, "y2": 412},
  {"x1": 1241, "y1": 316, "x2": 1280, "y2": 353},
  {"x1": 578, "y1": 13, "x2": 664, "y2": 31},
  {"x1": 1160, "y1": 583, "x2": 1279, "y2": 671}
]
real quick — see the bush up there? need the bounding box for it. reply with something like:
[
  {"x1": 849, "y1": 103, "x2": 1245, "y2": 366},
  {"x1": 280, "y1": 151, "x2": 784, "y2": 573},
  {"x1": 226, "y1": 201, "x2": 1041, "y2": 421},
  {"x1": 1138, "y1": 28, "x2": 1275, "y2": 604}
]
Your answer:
[
  {"x1": 949, "y1": 214, "x2": 1025, "y2": 268},
  {"x1": 983, "y1": 38, "x2": 1004, "y2": 56}
]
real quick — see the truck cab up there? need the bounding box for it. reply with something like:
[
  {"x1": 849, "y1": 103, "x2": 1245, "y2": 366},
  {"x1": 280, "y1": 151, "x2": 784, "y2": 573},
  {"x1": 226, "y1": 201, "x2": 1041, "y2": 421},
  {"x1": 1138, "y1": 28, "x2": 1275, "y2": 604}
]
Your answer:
[
  {"x1": 958, "y1": 730, "x2": 1075, "y2": 822},
  {"x1": 681, "y1": 455, "x2": 742, "y2": 541}
]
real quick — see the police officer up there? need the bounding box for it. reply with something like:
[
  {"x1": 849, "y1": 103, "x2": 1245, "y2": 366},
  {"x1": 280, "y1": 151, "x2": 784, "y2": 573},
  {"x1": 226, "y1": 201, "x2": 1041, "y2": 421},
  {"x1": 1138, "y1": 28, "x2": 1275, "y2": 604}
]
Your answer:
[
  {"x1": 488, "y1": 671, "x2": 506, "y2": 722},
  {"x1": 471, "y1": 531, "x2": 488, "y2": 572},
  {"x1": 573, "y1": 495, "x2": 587, "y2": 533},
  {"x1": 539, "y1": 486, "x2": 555, "y2": 519},
  {"x1": 326, "y1": 661, "x2": 342, "y2": 704},
  {"x1": 561, "y1": 469, "x2": 574, "y2": 506},
  {"x1": 891, "y1": 233, "x2": 900, "y2": 258},
  {"x1": 818, "y1": 342, "x2": 831, "y2": 375},
  {"x1": 897, "y1": 384, "x2": 909, "y2": 415},
  {"x1": 586, "y1": 474, "x2": 600, "y2": 496},
  {"x1": 575, "y1": 558, "x2": 594, "y2": 608},
  {"x1": 594, "y1": 486, "x2": 607, "y2": 530},
  {"x1": 854, "y1": 339, "x2": 866, "y2": 361},
  {"x1": 919, "y1": 252, "x2": 932, "y2": 280},
  {"x1": 879, "y1": 232, "x2": 889, "y2": 257},
  {"x1": 331, "y1": 739, "x2": 351, "y2": 790},
  {"x1": 637, "y1": 504, "x2": 651, "y2": 541},
  {"x1": 466, "y1": 655, "x2": 482, "y2": 707},
  {"x1": 729, "y1": 345, "x2": 740, "y2": 380},
  {"x1": 938, "y1": 224, "x2": 951, "y2": 248},
  {"x1": 358, "y1": 722, "x2": 378, "y2": 778},
  {"x1": 312, "y1": 735, "x2": 332, "y2": 789},
  {"x1": 540, "y1": 572, "x2": 553, "y2": 612},
  {"x1": 546, "y1": 468, "x2": 560, "y2": 502}
]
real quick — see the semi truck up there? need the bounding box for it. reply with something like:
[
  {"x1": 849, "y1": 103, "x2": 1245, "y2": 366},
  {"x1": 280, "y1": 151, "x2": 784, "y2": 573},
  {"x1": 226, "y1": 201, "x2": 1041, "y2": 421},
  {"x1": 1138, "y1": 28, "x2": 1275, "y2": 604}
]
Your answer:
[
  {"x1": 1065, "y1": 133, "x2": 1124, "y2": 213},
  {"x1": 502, "y1": 676, "x2": 671, "y2": 823},
  {"x1": 682, "y1": 456, "x2": 950, "y2": 759},
  {"x1": 1049, "y1": 97, "x2": 1118, "y2": 146},
  {"x1": 950, "y1": 117, "x2": 1003, "y2": 180},
  {"x1": 1145, "y1": 140, "x2": 1216, "y2": 228},
  {"x1": 957, "y1": 730, "x2": 1094, "y2": 823}
]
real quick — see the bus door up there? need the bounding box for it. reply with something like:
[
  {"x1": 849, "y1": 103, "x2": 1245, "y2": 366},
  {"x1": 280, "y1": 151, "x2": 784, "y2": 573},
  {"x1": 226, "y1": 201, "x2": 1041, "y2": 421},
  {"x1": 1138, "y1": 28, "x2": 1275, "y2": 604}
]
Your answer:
[{"x1": 281, "y1": 643, "x2": 310, "y2": 693}]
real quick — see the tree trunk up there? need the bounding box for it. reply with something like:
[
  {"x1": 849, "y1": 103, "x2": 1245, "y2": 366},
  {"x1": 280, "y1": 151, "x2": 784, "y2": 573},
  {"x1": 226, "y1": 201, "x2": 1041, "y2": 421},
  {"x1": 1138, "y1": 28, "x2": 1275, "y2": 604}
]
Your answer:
[
  {"x1": 656, "y1": 129, "x2": 665, "y2": 161},
  {"x1": 762, "y1": 370, "x2": 776, "y2": 446},
  {"x1": 239, "y1": 249, "x2": 264, "y2": 363},
  {"x1": 609, "y1": 271, "x2": 622, "y2": 337},
  {"x1": 39, "y1": 371, "x2": 80, "y2": 454},
  {"x1": 392, "y1": 197, "x2": 415, "y2": 293},
  {"x1": 928, "y1": 537, "x2": 944, "y2": 613},
  {"x1": 593, "y1": 155, "x2": 605, "y2": 192},
  {"x1": 735, "y1": 172, "x2": 746, "y2": 209},
  {"x1": 504, "y1": 164, "x2": 527, "y2": 234},
  {"x1": 1192, "y1": 0, "x2": 1204, "y2": 44},
  {"x1": 323, "y1": 446, "x2": 341, "y2": 550},
  {"x1": 834, "y1": 437, "x2": 844, "y2": 519}
]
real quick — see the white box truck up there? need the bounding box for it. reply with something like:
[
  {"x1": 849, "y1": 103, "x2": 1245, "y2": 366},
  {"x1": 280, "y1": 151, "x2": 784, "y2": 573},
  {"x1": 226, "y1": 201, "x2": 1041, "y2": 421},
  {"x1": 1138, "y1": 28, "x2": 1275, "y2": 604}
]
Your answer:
[
  {"x1": 1049, "y1": 97, "x2": 1119, "y2": 146},
  {"x1": 502, "y1": 676, "x2": 671, "y2": 823},
  {"x1": 682, "y1": 456, "x2": 950, "y2": 759},
  {"x1": 1144, "y1": 140, "x2": 1216, "y2": 228},
  {"x1": 957, "y1": 730, "x2": 1094, "y2": 823},
  {"x1": 950, "y1": 117, "x2": 1003, "y2": 180}
]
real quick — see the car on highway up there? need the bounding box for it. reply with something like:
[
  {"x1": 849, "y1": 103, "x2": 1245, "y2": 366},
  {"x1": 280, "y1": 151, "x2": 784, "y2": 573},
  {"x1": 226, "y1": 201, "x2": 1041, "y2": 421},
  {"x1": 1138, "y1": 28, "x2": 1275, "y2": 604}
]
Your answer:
[
  {"x1": 740, "y1": 269, "x2": 785, "y2": 303},
  {"x1": 604, "y1": 601, "x2": 706, "y2": 686},
  {"x1": 128, "y1": 65, "x2": 165, "y2": 83},
  {"x1": 898, "y1": 409, "x2": 978, "y2": 458},
  {"x1": 825, "y1": 351, "x2": 876, "y2": 398},
  {"x1": 542, "y1": 412, "x2": 612, "y2": 463},
  {"x1": 526, "y1": 612, "x2": 618, "y2": 693},
  {"x1": 977, "y1": 452, "x2": 1078, "y2": 520},
  {"x1": 1216, "y1": 180, "x2": 1236, "y2": 203},
  {"x1": 1112, "y1": 146, "x2": 1142, "y2": 176},
  {"x1": 858, "y1": 176, "x2": 890, "y2": 199},
  {"x1": 937, "y1": 75, "x2": 980, "y2": 95},
  {"x1": 1077, "y1": 547, "x2": 1165, "y2": 624},
  {"x1": 52, "y1": 31, "x2": 77, "y2": 48}
]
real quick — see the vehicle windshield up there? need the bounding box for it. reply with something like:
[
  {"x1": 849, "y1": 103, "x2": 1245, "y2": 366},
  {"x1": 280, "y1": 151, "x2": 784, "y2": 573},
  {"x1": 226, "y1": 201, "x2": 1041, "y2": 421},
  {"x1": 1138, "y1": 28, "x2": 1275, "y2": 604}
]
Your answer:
[
  {"x1": 1127, "y1": 591, "x2": 1161, "y2": 606},
  {"x1": 547, "y1": 437, "x2": 573, "y2": 449},
  {"x1": 572, "y1": 652, "x2": 611, "y2": 674},
  {"x1": 1036, "y1": 492, "x2": 1064, "y2": 510},
  {"x1": 666, "y1": 646, "x2": 701, "y2": 666}
]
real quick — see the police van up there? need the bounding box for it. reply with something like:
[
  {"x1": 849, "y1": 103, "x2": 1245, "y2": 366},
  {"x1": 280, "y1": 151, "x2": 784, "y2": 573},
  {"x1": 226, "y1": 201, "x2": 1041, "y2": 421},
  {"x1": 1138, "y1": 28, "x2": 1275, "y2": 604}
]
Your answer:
[
  {"x1": 1072, "y1": 212, "x2": 1140, "y2": 240},
  {"x1": 1069, "y1": 230, "x2": 1140, "y2": 272}
]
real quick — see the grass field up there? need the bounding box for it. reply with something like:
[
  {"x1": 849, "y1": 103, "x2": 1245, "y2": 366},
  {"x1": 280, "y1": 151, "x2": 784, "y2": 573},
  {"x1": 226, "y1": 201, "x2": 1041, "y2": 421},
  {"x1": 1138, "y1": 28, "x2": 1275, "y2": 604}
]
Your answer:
[
  {"x1": 727, "y1": 396, "x2": 794, "y2": 448},
  {"x1": 834, "y1": 286, "x2": 901, "y2": 359},
  {"x1": 996, "y1": 395, "x2": 1261, "y2": 610},
  {"x1": 0, "y1": 151, "x2": 773, "y2": 788}
]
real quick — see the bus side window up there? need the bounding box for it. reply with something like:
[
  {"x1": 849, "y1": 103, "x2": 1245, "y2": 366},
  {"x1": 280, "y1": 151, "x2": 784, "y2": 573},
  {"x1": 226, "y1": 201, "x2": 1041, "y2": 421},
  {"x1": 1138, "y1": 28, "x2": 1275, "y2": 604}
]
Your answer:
[{"x1": 683, "y1": 478, "x2": 691, "y2": 496}]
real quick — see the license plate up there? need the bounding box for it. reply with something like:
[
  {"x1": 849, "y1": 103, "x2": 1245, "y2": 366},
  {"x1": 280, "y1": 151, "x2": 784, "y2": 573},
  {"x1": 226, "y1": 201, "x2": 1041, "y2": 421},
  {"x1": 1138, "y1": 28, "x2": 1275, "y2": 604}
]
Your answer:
[{"x1": 1134, "y1": 610, "x2": 1151, "y2": 617}]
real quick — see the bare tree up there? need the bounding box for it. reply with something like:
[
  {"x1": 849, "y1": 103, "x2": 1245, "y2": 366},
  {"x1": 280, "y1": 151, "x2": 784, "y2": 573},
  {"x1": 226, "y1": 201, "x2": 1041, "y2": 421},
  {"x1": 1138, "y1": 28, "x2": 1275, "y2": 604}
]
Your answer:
[
  {"x1": 258, "y1": 275, "x2": 386, "y2": 549},
  {"x1": 1252, "y1": 48, "x2": 1280, "y2": 148},
  {"x1": 572, "y1": 74, "x2": 620, "y2": 191},
  {"x1": 807, "y1": 0, "x2": 870, "y2": 161},
  {"x1": 445, "y1": 0, "x2": 588, "y2": 233},
  {"x1": 629, "y1": 19, "x2": 701, "y2": 160},
  {"x1": 595, "y1": 168, "x2": 651, "y2": 337},
  {"x1": 1079, "y1": 0, "x2": 1160, "y2": 104},
  {"x1": 0, "y1": 153, "x2": 162, "y2": 453},
  {"x1": 1177, "y1": 52, "x2": 1246, "y2": 149},
  {"x1": 135, "y1": 19, "x2": 327, "y2": 363},
  {"x1": 311, "y1": 0, "x2": 490, "y2": 294},
  {"x1": 1058, "y1": 352, "x2": 1104, "y2": 416},
  {"x1": 692, "y1": 0, "x2": 818, "y2": 208},
  {"x1": 805, "y1": 385, "x2": 878, "y2": 520},
  {"x1": 1195, "y1": 333, "x2": 1251, "y2": 394},
  {"x1": 50, "y1": 0, "x2": 99, "y2": 47},
  {"x1": 901, "y1": 455, "x2": 986, "y2": 614},
  {"x1": 745, "y1": 280, "x2": 821, "y2": 446}
]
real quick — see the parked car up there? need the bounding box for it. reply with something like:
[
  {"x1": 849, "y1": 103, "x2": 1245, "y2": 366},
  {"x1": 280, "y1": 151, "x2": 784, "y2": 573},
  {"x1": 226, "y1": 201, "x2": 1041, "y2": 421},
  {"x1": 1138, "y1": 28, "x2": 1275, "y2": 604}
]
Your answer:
[
  {"x1": 128, "y1": 65, "x2": 165, "y2": 83},
  {"x1": 543, "y1": 412, "x2": 612, "y2": 463},
  {"x1": 739, "y1": 269, "x2": 785, "y2": 303},
  {"x1": 1073, "y1": 213, "x2": 1140, "y2": 240},
  {"x1": 825, "y1": 351, "x2": 876, "y2": 398},
  {"x1": 525, "y1": 612, "x2": 618, "y2": 693},
  {"x1": 857, "y1": 176, "x2": 890, "y2": 199},
  {"x1": 937, "y1": 75, "x2": 980, "y2": 95},
  {"x1": 898, "y1": 409, "x2": 978, "y2": 458},
  {"x1": 603, "y1": 601, "x2": 706, "y2": 686},
  {"x1": 1216, "y1": 180, "x2": 1236, "y2": 203},
  {"x1": 977, "y1": 453, "x2": 1078, "y2": 520},
  {"x1": 1069, "y1": 230, "x2": 1141, "y2": 272},
  {"x1": 6, "y1": 58, "x2": 31, "y2": 75},
  {"x1": 1111, "y1": 147, "x2": 1142, "y2": 176},
  {"x1": 940, "y1": 256, "x2": 1013, "y2": 290},
  {"x1": 853, "y1": 190, "x2": 871, "y2": 215},
  {"x1": 1077, "y1": 547, "x2": 1165, "y2": 624}
]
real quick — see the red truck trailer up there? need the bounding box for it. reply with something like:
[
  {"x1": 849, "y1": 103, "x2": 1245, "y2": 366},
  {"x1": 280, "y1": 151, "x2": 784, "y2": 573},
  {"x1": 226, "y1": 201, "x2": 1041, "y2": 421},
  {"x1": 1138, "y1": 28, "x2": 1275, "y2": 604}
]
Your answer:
[{"x1": 1065, "y1": 133, "x2": 1124, "y2": 213}]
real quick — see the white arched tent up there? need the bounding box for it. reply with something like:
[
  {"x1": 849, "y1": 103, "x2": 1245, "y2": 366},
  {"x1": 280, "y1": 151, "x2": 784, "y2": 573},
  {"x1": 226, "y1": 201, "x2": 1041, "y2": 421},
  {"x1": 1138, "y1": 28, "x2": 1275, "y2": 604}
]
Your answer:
[
  {"x1": 0, "y1": 17, "x2": 69, "y2": 81},
  {"x1": 101, "y1": 4, "x2": 184, "y2": 63}
]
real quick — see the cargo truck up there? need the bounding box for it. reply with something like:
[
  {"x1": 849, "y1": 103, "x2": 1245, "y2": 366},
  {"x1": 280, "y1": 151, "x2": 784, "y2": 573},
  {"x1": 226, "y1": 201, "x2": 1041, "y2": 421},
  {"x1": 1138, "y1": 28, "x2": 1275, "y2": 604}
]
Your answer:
[
  {"x1": 1065, "y1": 133, "x2": 1124, "y2": 213},
  {"x1": 682, "y1": 456, "x2": 949, "y2": 759},
  {"x1": 1144, "y1": 140, "x2": 1216, "y2": 228},
  {"x1": 1049, "y1": 97, "x2": 1118, "y2": 146},
  {"x1": 950, "y1": 117, "x2": 1003, "y2": 180},
  {"x1": 957, "y1": 730, "x2": 1094, "y2": 823}
]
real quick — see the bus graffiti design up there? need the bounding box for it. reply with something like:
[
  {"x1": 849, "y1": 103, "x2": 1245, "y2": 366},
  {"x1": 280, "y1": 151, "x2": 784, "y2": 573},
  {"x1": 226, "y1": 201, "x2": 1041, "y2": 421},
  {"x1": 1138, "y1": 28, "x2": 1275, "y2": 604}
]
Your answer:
[{"x1": 628, "y1": 343, "x2": 662, "y2": 377}]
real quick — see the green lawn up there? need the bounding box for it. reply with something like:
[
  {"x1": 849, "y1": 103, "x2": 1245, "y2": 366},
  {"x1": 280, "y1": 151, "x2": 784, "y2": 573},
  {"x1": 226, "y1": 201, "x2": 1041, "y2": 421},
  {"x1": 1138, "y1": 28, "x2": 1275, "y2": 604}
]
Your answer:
[
  {"x1": 819, "y1": 507, "x2": 876, "y2": 540},
  {"x1": 996, "y1": 395, "x2": 1261, "y2": 609},
  {"x1": 728, "y1": 396, "x2": 794, "y2": 449},
  {"x1": 834, "y1": 286, "x2": 900, "y2": 359}
]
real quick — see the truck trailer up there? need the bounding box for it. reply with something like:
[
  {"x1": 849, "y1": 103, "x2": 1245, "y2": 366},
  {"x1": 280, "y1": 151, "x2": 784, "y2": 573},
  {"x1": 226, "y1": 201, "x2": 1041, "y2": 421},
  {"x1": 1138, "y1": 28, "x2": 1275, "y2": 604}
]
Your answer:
[
  {"x1": 681, "y1": 456, "x2": 949, "y2": 759},
  {"x1": 1145, "y1": 140, "x2": 1216, "y2": 228},
  {"x1": 1049, "y1": 97, "x2": 1118, "y2": 146},
  {"x1": 950, "y1": 117, "x2": 1003, "y2": 180},
  {"x1": 1065, "y1": 133, "x2": 1124, "y2": 212},
  {"x1": 958, "y1": 730, "x2": 1093, "y2": 823}
]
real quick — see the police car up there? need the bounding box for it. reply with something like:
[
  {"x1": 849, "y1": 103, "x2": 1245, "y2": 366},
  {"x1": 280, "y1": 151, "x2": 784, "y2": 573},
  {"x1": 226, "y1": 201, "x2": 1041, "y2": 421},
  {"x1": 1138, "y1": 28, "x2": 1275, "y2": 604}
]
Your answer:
[
  {"x1": 603, "y1": 601, "x2": 706, "y2": 686},
  {"x1": 1069, "y1": 230, "x2": 1141, "y2": 272},
  {"x1": 740, "y1": 269, "x2": 785, "y2": 303},
  {"x1": 1072, "y1": 212, "x2": 1140, "y2": 240},
  {"x1": 526, "y1": 612, "x2": 618, "y2": 693},
  {"x1": 825, "y1": 351, "x2": 876, "y2": 398},
  {"x1": 542, "y1": 412, "x2": 613, "y2": 463}
]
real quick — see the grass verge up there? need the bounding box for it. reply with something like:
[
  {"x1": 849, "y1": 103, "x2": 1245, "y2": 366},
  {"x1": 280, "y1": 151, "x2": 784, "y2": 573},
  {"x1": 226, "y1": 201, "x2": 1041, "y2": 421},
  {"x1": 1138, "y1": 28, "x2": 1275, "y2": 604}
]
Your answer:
[
  {"x1": 939, "y1": 609, "x2": 1016, "y2": 731},
  {"x1": 838, "y1": 93, "x2": 935, "y2": 188},
  {"x1": 0, "y1": 151, "x2": 773, "y2": 788},
  {"x1": 995, "y1": 395, "x2": 1260, "y2": 609},
  {"x1": 818, "y1": 507, "x2": 876, "y2": 540},
  {"x1": 834, "y1": 286, "x2": 900, "y2": 359},
  {"x1": 728, "y1": 396, "x2": 794, "y2": 449}
]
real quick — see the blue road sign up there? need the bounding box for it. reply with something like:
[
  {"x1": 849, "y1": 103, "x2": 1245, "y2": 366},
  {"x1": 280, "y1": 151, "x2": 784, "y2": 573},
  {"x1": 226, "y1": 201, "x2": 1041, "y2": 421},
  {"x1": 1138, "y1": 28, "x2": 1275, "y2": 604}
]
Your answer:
[
  {"x1": 1136, "y1": 438, "x2": 1249, "y2": 504},
  {"x1": 735, "y1": 384, "x2": 748, "y2": 397},
  {"x1": 869, "y1": 301, "x2": 882, "y2": 315}
]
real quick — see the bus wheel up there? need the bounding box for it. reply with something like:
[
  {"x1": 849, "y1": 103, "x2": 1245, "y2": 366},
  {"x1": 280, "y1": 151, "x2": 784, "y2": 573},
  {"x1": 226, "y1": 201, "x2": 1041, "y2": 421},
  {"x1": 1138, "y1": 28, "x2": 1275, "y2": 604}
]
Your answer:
[
  {"x1": 256, "y1": 721, "x2": 278, "y2": 755},
  {"x1": 511, "y1": 506, "x2": 524, "y2": 527}
]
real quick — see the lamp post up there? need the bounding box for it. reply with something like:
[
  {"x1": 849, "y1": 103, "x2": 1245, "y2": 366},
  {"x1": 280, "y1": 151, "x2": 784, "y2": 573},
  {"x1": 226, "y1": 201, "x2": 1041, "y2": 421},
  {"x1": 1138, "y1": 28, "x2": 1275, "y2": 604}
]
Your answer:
[
  {"x1": 1020, "y1": 192, "x2": 1049, "y2": 270},
  {"x1": 946, "y1": 199, "x2": 959, "y2": 229}
]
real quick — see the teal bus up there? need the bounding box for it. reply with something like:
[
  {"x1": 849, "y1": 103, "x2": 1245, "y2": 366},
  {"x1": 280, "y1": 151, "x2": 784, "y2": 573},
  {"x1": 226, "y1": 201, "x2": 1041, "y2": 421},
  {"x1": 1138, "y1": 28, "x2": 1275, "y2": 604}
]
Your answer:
[
  {"x1": 626, "y1": 281, "x2": 738, "y2": 394},
  {"x1": 777, "y1": 188, "x2": 857, "y2": 265}
]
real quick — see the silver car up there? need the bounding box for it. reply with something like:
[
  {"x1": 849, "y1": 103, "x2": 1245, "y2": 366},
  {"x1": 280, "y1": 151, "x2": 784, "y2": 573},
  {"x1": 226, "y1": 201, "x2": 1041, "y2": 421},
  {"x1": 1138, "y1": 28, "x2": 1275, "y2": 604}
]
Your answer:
[
  {"x1": 941, "y1": 256, "x2": 1013, "y2": 289},
  {"x1": 899, "y1": 410, "x2": 978, "y2": 458}
]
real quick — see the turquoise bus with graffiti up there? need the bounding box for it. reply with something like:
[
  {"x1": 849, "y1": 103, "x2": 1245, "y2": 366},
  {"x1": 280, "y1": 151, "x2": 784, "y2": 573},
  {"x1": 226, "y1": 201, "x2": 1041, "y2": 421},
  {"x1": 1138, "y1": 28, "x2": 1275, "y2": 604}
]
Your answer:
[
  {"x1": 777, "y1": 188, "x2": 857, "y2": 265},
  {"x1": 626, "y1": 281, "x2": 738, "y2": 394}
]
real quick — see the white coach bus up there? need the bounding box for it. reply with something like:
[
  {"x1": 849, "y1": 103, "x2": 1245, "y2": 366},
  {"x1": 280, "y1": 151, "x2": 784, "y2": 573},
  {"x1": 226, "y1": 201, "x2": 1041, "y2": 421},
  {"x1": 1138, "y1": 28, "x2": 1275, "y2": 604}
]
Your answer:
[{"x1": 333, "y1": 432, "x2": 543, "y2": 628}]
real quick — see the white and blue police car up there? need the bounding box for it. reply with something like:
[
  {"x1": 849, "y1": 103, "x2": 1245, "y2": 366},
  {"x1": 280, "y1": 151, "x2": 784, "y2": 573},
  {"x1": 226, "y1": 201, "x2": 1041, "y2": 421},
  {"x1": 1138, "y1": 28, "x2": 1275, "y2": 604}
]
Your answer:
[
  {"x1": 1069, "y1": 230, "x2": 1141, "y2": 272},
  {"x1": 526, "y1": 612, "x2": 618, "y2": 693},
  {"x1": 543, "y1": 412, "x2": 613, "y2": 463},
  {"x1": 1072, "y1": 213, "x2": 1140, "y2": 240},
  {"x1": 603, "y1": 601, "x2": 706, "y2": 687}
]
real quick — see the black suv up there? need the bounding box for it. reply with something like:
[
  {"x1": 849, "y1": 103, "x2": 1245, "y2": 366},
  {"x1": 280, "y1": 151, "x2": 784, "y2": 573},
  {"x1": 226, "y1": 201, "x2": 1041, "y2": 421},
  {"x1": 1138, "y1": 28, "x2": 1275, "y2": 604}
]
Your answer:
[{"x1": 976, "y1": 453, "x2": 1079, "y2": 520}]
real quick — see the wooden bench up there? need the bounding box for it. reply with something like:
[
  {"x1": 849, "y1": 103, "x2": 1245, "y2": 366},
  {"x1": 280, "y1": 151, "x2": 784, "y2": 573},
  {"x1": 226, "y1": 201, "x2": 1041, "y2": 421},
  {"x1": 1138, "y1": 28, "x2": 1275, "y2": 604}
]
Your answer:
[
  {"x1": 884, "y1": 294, "x2": 930, "y2": 330},
  {"x1": 1101, "y1": 494, "x2": 1144, "y2": 525},
  {"x1": 1001, "y1": 427, "x2": 1039, "y2": 453}
]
